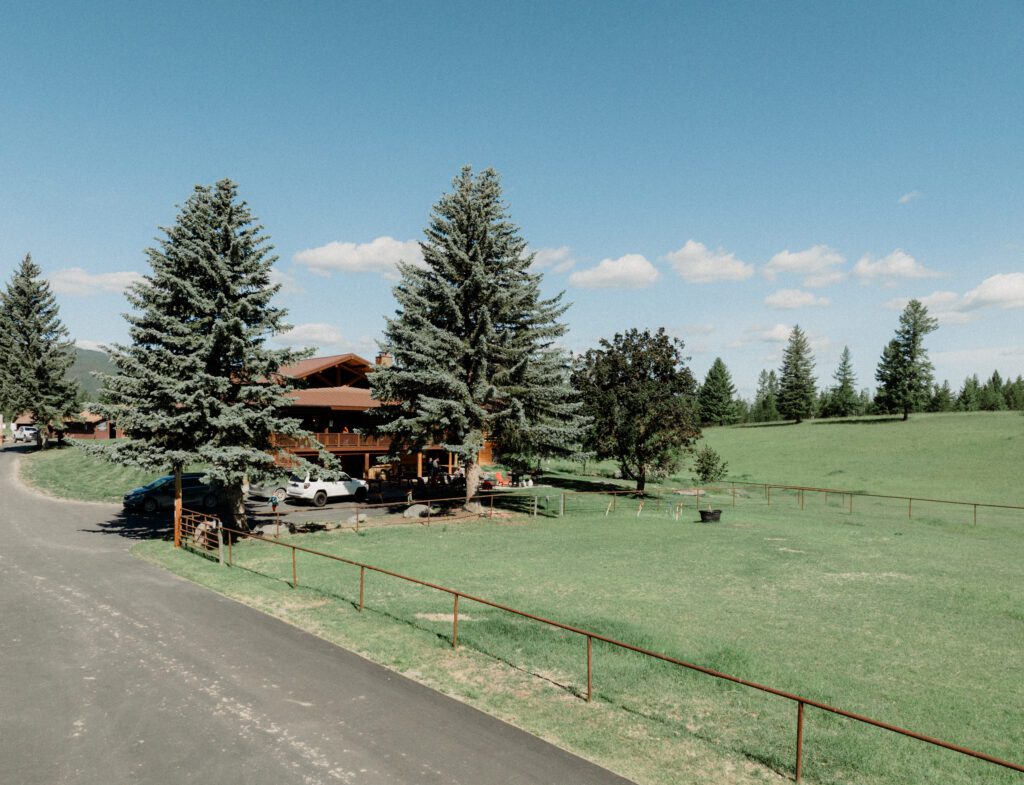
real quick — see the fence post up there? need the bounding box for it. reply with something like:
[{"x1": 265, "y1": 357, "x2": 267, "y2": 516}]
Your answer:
[
  {"x1": 767, "y1": 486, "x2": 771, "y2": 506},
  {"x1": 795, "y1": 701, "x2": 805, "y2": 782},
  {"x1": 292, "y1": 546, "x2": 297, "y2": 589},
  {"x1": 908, "y1": 498, "x2": 913, "y2": 519},
  {"x1": 611, "y1": 494, "x2": 616, "y2": 513},
  {"x1": 732, "y1": 483, "x2": 736, "y2": 507},
  {"x1": 452, "y1": 594, "x2": 459, "y2": 648},
  {"x1": 227, "y1": 530, "x2": 232, "y2": 566},
  {"x1": 560, "y1": 493, "x2": 565, "y2": 518},
  {"x1": 533, "y1": 495, "x2": 538, "y2": 518},
  {"x1": 359, "y1": 566, "x2": 365, "y2": 611},
  {"x1": 217, "y1": 525, "x2": 224, "y2": 565},
  {"x1": 489, "y1": 494, "x2": 494, "y2": 519},
  {"x1": 586, "y1": 635, "x2": 593, "y2": 702},
  {"x1": 973, "y1": 504, "x2": 977, "y2": 526},
  {"x1": 849, "y1": 494, "x2": 853, "y2": 514}
]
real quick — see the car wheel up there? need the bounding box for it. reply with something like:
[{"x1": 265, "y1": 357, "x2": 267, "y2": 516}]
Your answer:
[
  {"x1": 202, "y1": 493, "x2": 217, "y2": 509},
  {"x1": 313, "y1": 491, "x2": 327, "y2": 508},
  {"x1": 142, "y1": 497, "x2": 158, "y2": 514},
  {"x1": 354, "y1": 487, "x2": 367, "y2": 503},
  {"x1": 273, "y1": 487, "x2": 287, "y2": 500}
]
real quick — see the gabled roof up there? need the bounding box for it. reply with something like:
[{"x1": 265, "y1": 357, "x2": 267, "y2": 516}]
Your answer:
[
  {"x1": 286, "y1": 386, "x2": 380, "y2": 410},
  {"x1": 279, "y1": 353, "x2": 373, "y2": 382}
]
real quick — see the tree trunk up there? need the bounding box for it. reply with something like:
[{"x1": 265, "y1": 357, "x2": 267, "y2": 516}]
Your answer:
[
  {"x1": 902, "y1": 408, "x2": 909, "y2": 421},
  {"x1": 465, "y1": 459, "x2": 481, "y2": 504},
  {"x1": 225, "y1": 484, "x2": 249, "y2": 531},
  {"x1": 636, "y1": 472, "x2": 646, "y2": 493},
  {"x1": 173, "y1": 465, "x2": 182, "y2": 548}
]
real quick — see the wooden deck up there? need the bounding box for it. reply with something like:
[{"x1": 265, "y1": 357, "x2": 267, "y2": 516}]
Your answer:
[{"x1": 270, "y1": 432, "x2": 392, "y2": 453}]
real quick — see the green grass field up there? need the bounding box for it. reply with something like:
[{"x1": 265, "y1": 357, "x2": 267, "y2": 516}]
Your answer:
[{"x1": 20, "y1": 413, "x2": 1024, "y2": 783}]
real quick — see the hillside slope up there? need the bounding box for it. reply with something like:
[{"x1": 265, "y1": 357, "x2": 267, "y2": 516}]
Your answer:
[
  {"x1": 699, "y1": 412, "x2": 1023, "y2": 504},
  {"x1": 68, "y1": 347, "x2": 114, "y2": 402}
]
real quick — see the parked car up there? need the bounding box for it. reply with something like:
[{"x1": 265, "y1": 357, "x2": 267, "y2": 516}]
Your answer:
[
  {"x1": 13, "y1": 426, "x2": 39, "y2": 443},
  {"x1": 123, "y1": 473, "x2": 223, "y2": 514},
  {"x1": 286, "y1": 472, "x2": 368, "y2": 507}
]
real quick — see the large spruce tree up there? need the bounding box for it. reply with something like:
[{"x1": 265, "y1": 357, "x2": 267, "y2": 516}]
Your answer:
[
  {"x1": 778, "y1": 325, "x2": 816, "y2": 423},
  {"x1": 697, "y1": 357, "x2": 738, "y2": 426},
  {"x1": 572, "y1": 328, "x2": 700, "y2": 492},
  {"x1": 874, "y1": 299, "x2": 938, "y2": 420},
  {"x1": 0, "y1": 255, "x2": 79, "y2": 443},
  {"x1": 93, "y1": 180, "x2": 329, "y2": 529},
  {"x1": 370, "y1": 167, "x2": 585, "y2": 501}
]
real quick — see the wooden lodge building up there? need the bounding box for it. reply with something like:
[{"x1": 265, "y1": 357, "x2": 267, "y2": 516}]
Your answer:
[{"x1": 272, "y1": 353, "x2": 489, "y2": 479}]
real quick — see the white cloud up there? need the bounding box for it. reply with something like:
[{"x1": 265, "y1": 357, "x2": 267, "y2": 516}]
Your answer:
[
  {"x1": 530, "y1": 246, "x2": 576, "y2": 273},
  {"x1": 49, "y1": 267, "x2": 143, "y2": 296},
  {"x1": 664, "y1": 240, "x2": 754, "y2": 283},
  {"x1": 732, "y1": 323, "x2": 829, "y2": 353},
  {"x1": 764, "y1": 289, "x2": 831, "y2": 310},
  {"x1": 272, "y1": 322, "x2": 345, "y2": 348},
  {"x1": 568, "y1": 254, "x2": 659, "y2": 289},
  {"x1": 269, "y1": 267, "x2": 304, "y2": 294},
  {"x1": 898, "y1": 191, "x2": 923, "y2": 205},
  {"x1": 852, "y1": 250, "x2": 941, "y2": 285},
  {"x1": 680, "y1": 323, "x2": 715, "y2": 336},
  {"x1": 764, "y1": 245, "x2": 846, "y2": 288},
  {"x1": 961, "y1": 272, "x2": 1024, "y2": 310},
  {"x1": 293, "y1": 236, "x2": 424, "y2": 278}
]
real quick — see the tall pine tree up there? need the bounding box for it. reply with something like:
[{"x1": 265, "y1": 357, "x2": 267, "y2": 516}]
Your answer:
[
  {"x1": 751, "y1": 369, "x2": 781, "y2": 422},
  {"x1": 92, "y1": 180, "x2": 331, "y2": 530},
  {"x1": 370, "y1": 167, "x2": 586, "y2": 501},
  {"x1": 0, "y1": 254, "x2": 79, "y2": 443},
  {"x1": 697, "y1": 357, "x2": 738, "y2": 426},
  {"x1": 874, "y1": 299, "x2": 938, "y2": 420},
  {"x1": 823, "y1": 345, "x2": 859, "y2": 418},
  {"x1": 778, "y1": 325, "x2": 816, "y2": 423}
]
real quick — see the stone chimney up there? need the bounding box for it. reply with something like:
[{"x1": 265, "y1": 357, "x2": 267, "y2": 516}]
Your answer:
[{"x1": 375, "y1": 352, "x2": 393, "y2": 367}]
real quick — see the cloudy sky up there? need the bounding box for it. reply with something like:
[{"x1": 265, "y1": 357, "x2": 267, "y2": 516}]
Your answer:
[{"x1": 2, "y1": 2, "x2": 1022, "y2": 396}]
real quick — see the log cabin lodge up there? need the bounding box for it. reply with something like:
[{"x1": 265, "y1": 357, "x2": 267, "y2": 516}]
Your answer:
[{"x1": 269, "y1": 352, "x2": 490, "y2": 479}]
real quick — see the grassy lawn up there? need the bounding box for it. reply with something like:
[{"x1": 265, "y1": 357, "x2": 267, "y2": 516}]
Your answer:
[
  {"x1": 20, "y1": 413, "x2": 1024, "y2": 782},
  {"x1": 17, "y1": 443, "x2": 156, "y2": 503},
  {"x1": 138, "y1": 490, "x2": 1024, "y2": 785}
]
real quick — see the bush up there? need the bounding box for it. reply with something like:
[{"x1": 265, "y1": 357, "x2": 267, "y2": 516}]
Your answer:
[{"x1": 693, "y1": 445, "x2": 728, "y2": 484}]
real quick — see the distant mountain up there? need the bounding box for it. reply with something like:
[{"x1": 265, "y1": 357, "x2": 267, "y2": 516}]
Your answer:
[{"x1": 69, "y1": 347, "x2": 115, "y2": 403}]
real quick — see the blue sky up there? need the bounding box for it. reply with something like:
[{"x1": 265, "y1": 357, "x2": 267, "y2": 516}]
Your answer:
[{"x1": 2, "y1": 1, "x2": 1022, "y2": 397}]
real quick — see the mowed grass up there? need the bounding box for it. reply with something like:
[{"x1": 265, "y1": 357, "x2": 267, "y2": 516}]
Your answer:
[
  {"x1": 139, "y1": 488, "x2": 1024, "y2": 785},
  {"x1": 17, "y1": 443, "x2": 155, "y2": 503}
]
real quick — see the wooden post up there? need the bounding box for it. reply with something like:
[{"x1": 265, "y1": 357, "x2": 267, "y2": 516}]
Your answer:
[
  {"x1": 586, "y1": 635, "x2": 593, "y2": 702},
  {"x1": 560, "y1": 493, "x2": 565, "y2": 517},
  {"x1": 452, "y1": 594, "x2": 459, "y2": 648},
  {"x1": 795, "y1": 701, "x2": 805, "y2": 782},
  {"x1": 173, "y1": 467, "x2": 182, "y2": 548},
  {"x1": 447, "y1": 452, "x2": 453, "y2": 473},
  {"x1": 908, "y1": 498, "x2": 913, "y2": 518},
  {"x1": 767, "y1": 486, "x2": 771, "y2": 506},
  {"x1": 227, "y1": 530, "x2": 232, "y2": 566},
  {"x1": 363, "y1": 452, "x2": 370, "y2": 477},
  {"x1": 416, "y1": 451, "x2": 423, "y2": 478},
  {"x1": 731, "y1": 483, "x2": 736, "y2": 507},
  {"x1": 359, "y1": 566, "x2": 365, "y2": 611},
  {"x1": 217, "y1": 525, "x2": 224, "y2": 565},
  {"x1": 291, "y1": 546, "x2": 297, "y2": 589},
  {"x1": 973, "y1": 504, "x2": 977, "y2": 526},
  {"x1": 532, "y1": 495, "x2": 538, "y2": 518}
]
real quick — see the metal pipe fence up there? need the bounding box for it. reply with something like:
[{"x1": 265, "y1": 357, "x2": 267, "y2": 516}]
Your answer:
[{"x1": 178, "y1": 507, "x2": 1024, "y2": 782}]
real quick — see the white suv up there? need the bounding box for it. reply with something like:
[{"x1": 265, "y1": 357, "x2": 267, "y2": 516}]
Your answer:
[
  {"x1": 286, "y1": 472, "x2": 368, "y2": 507},
  {"x1": 14, "y1": 426, "x2": 39, "y2": 443}
]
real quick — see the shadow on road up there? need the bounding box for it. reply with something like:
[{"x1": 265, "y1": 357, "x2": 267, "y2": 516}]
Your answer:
[{"x1": 81, "y1": 509, "x2": 176, "y2": 540}]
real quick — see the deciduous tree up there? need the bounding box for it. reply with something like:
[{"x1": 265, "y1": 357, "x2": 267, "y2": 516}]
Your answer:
[{"x1": 572, "y1": 328, "x2": 700, "y2": 491}]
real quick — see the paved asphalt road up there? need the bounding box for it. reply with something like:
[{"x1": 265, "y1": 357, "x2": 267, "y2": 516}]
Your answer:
[{"x1": 0, "y1": 446, "x2": 635, "y2": 785}]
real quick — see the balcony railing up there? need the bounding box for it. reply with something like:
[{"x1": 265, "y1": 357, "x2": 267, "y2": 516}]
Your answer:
[{"x1": 270, "y1": 432, "x2": 393, "y2": 452}]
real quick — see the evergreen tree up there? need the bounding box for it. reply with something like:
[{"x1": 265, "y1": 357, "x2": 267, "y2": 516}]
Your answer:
[
  {"x1": 370, "y1": 167, "x2": 586, "y2": 502},
  {"x1": 979, "y1": 370, "x2": 1007, "y2": 411},
  {"x1": 927, "y1": 380, "x2": 955, "y2": 412},
  {"x1": 1005, "y1": 376, "x2": 1024, "y2": 411},
  {"x1": 778, "y1": 325, "x2": 816, "y2": 423},
  {"x1": 697, "y1": 357, "x2": 738, "y2": 426},
  {"x1": 92, "y1": 180, "x2": 329, "y2": 529},
  {"x1": 957, "y1": 375, "x2": 981, "y2": 411},
  {"x1": 572, "y1": 328, "x2": 700, "y2": 491},
  {"x1": 0, "y1": 254, "x2": 79, "y2": 443},
  {"x1": 751, "y1": 369, "x2": 781, "y2": 422},
  {"x1": 827, "y1": 346, "x2": 859, "y2": 417},
  {"x1": 874, "y1": 299, "x2": 938, "y2": 421}
]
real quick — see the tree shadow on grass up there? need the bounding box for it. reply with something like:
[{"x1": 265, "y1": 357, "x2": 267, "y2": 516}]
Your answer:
[
  {"x1": 810, "y1": 416, "x2": 904, "y2": 426},
  {"x1": 538, "y1": 474, "x2": 633, "y2": 494}
]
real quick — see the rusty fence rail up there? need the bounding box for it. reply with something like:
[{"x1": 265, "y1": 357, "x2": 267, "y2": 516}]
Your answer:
[{"x1": 178, "y1": 507, "x2": 1024, "y2": 782}]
